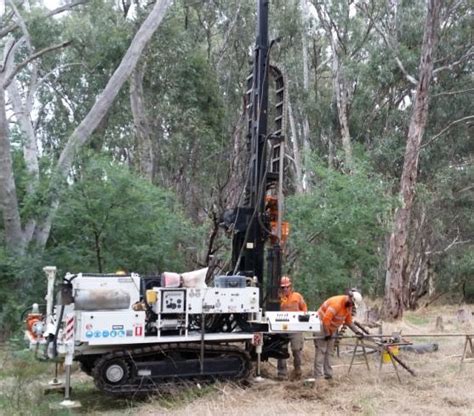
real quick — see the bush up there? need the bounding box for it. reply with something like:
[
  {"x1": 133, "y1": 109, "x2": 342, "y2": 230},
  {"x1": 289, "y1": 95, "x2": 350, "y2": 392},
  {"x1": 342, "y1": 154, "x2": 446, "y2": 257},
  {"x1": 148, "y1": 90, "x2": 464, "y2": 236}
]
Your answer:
[{"x1": 286, "y1": 156, "x2": 394, "y2": 307}]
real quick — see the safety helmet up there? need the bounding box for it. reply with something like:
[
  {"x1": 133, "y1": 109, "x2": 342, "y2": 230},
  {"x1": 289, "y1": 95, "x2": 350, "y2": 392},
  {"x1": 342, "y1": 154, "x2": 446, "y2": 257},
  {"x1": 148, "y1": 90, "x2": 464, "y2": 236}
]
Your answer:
[
  {"x1": 349, "y1": 289, "x2": 363, "y2": 306},
  {"x1": 280, "y1": 276, "x2": 292, "y2": 287}
]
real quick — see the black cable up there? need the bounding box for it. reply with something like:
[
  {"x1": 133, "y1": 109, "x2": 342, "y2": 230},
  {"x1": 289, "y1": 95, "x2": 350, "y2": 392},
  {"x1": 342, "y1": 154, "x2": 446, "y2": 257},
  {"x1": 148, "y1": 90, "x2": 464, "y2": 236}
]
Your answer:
[
  {"x1": 52, "y1": 304, "x2": 65, "y2": 358},
  {"x1": 63, "y1": 274, "x2": 77, "y2": 283}
]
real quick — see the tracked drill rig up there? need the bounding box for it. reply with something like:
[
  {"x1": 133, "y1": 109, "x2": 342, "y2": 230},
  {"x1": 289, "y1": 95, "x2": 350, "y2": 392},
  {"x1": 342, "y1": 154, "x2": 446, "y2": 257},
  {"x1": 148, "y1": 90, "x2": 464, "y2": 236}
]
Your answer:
[{"x1": 25, "y1": 0, "x2": 321, "y2": 396}]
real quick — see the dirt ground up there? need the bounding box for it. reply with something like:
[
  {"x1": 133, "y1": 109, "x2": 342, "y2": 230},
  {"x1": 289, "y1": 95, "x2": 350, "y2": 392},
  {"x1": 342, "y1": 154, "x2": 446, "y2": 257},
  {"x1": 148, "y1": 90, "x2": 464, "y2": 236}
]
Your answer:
[{"x1": 1, "y1": 304, "x2": 473, "y2": 416}]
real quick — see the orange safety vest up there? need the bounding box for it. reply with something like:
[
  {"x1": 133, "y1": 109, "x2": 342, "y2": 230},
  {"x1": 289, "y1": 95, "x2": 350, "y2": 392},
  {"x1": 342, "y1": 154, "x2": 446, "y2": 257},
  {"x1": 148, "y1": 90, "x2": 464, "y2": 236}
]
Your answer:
[
  {"x1": 318, "y1": 295, "x2": 353, "y2": 335},
  {"x1": 280, "y1": 291, "x2": 308, "y2": 312}
]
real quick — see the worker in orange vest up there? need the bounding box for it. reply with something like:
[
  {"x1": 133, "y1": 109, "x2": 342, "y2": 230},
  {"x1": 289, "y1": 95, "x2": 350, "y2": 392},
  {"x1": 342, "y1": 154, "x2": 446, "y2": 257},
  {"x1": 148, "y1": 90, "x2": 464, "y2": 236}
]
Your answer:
[
  {"x1": 314, "y1": 289, "x2": 364, "y2": 380},
  {"x1": 278, "y1": 275, "x2": 308, "y2": 380}
]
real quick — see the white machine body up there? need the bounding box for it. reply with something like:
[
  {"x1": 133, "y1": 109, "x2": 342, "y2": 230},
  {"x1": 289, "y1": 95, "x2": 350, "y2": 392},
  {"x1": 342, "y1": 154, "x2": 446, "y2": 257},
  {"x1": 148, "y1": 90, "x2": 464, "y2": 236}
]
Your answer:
[{"x1": 26, "y1": 271, "x2": 320, "y2": 357}]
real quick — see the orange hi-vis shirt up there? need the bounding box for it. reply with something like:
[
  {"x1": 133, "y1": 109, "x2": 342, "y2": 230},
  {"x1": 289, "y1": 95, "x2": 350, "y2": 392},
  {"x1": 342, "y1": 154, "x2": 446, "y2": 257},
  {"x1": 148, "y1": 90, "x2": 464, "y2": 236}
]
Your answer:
[
  {"x1": 280, "y1": 291, "x2": 308, "y2": 312},
  {"x1": 318, "y1": 295, "x2": 353, "y2": 335}
]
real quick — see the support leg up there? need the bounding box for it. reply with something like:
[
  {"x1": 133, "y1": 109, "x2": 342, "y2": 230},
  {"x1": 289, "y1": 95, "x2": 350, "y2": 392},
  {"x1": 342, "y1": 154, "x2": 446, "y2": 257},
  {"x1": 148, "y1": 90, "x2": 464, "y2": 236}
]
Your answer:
[
  {"x1": 387, "y1": 349, "x2": 401, "y2": 383},
  {"x1": 58, "y1": 346, "x2": 80, "y2": 408},
  {"x1": 348, "y1": 339, "x2": 360, "y2": 374},
  {"x1": 361, "y1": 340, "x2": 371, "y2": 371},
  {"x1": 460, "y1": 336, "x2": 473, "y2": 372}
]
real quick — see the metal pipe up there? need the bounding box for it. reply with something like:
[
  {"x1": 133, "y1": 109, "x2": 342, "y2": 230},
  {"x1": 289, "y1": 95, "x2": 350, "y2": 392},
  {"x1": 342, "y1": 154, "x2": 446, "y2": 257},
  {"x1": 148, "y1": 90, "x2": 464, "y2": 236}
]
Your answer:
[
  {"x1": 43, "y1": 266, "x2": 57, "y2": 324},
  {"x1": 64, "y1": 364, "x2": 71, "y2": 400},
  {"x1": 306, "y1": 333, "x2": 473, "y2": 340}
]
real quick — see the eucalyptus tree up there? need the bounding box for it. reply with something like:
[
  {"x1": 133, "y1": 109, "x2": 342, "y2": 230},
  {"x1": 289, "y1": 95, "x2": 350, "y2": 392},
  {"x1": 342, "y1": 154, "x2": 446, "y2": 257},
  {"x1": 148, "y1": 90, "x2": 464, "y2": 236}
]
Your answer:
[
  {"x1": 311, "y1": 0, "x2": 376, "y2": 172},
  {"x1": 383, "y1": 0, "x2": 442, "y2": 319},
  {"x1": 377, "y1": 0, "x2": 473, "y2": 318},
  {"x1": 0, "y1": 0, "x2": 172, "y2": 255},
  {"x1": 0, "y1": 0, "x2": 81, "y2": 255}
]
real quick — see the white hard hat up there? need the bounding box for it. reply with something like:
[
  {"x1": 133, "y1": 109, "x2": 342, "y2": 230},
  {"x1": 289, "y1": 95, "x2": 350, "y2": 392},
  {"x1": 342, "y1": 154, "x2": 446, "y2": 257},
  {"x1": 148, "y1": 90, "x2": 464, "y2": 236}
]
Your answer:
[
  {"x1": 350, "y1": 290, "x2": 363, "y2": 305},
  {"x1": 280, "y1": 276, "x2": 292, "y2": 287}
]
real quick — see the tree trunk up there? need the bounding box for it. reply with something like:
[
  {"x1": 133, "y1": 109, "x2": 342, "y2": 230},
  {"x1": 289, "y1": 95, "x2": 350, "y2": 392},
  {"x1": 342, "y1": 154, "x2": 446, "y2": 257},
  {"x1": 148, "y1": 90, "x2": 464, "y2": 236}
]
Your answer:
[
  {"x1": 300, "y1": 0, "x2": 312, "y2": 189},
  {"x1": 383, "y1": 0, "x2": 441, "y2": 320},
  {"x1": 130, "y1": 62, "x2": 154, "y2": 182},
  {"x1": 330, "y1": 34, "x2": 353, "y2": 171},
  {"x1": 7, "y1": 79, "x2": 40, "y2": 243},
  {"x1": 287, "y1": 97, "x2": 304, "y2": 194},
  {"x1": 34, "y1": 0, "x2": 173, "y2": 249},
  {"x1": 0, "y1": 86, "x2": 24, "y2": 253},
  {"x1": 225, "y1": 111, "x2": 247, "y2": 209},
  {"x1": 315, "y1": 2, "x2": 353, "y2": 172}
]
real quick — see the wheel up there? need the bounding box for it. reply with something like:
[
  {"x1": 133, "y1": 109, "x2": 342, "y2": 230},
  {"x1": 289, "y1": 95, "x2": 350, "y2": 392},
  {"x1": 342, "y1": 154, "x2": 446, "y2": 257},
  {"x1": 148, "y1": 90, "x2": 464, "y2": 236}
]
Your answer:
[{"x1": 96, "y1": 358, "x2": 131, "y2": 386}]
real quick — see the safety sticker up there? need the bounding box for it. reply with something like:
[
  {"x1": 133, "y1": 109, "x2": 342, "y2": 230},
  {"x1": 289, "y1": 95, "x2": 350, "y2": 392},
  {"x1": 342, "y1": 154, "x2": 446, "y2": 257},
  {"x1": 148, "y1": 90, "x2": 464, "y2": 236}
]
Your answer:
[{"x1": 134, "y1": 325, "x2": 143, "y2": 336}]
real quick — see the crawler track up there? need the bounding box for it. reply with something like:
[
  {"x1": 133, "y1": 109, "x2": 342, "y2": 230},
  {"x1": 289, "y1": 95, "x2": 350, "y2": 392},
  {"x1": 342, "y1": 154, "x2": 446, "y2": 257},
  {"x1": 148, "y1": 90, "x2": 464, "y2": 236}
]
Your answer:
[{"x1": 91, "y1": 342, "x2": 251, "y2": 396}]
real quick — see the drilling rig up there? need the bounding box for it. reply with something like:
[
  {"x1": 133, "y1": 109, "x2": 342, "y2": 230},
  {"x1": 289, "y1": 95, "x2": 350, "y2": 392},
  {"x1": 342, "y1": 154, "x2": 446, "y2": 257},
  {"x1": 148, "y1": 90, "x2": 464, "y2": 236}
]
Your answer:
[{"x1": 25, "y1": 0, "x2": 320, "y2": 396}]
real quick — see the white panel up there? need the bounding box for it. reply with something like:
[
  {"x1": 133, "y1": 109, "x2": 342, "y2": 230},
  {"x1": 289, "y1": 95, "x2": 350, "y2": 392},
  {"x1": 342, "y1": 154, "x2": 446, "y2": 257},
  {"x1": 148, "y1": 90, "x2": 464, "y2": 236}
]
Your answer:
[
  {"x1": 78, "y1": 311, "x2": 146, "y2": 345},
  {"x1": 186, "y1": 287, "x2": 259, "y2": 314},
  {"x1": 265, "y1": 311, "x2": 321, "y2": 333}
]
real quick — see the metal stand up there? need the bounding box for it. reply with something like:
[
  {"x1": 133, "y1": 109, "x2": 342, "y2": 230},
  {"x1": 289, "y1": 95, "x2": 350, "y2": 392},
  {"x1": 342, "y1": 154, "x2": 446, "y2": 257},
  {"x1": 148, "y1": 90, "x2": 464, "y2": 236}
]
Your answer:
[
  {"x1": 379, "y1": 345, "x2": 401, "y2": 383},
  {"x1": 348, "y1": 338, "x2": 371, "y2": 374},
  {"x1": 377, "y1": 342, "x2": 416, "y2": 383},
  {"x1": 253, "y1": 333, "x2": 264, "y2": 382},
  {"x1": 58, "y1": 340, "x2": 81, "y2": 408},
  {"x1": 44, "y1": 362, "x2": 65, "y2": 395},
  {"x1": 49, "y1": 362, "x2": 61, "y2": 385},
  {"x1": 200, "y1": 310, "x2": 206, "y2": 375},
  {"x1": 460, "y1": 335, "x2": 473, "y2": 371}
]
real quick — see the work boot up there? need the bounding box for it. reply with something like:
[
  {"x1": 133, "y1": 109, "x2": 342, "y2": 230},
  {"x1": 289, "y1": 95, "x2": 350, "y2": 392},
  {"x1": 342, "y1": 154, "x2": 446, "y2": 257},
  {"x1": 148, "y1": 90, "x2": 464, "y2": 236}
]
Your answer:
[
  {"x1": 290, "y1": 369, "x2": 302, "y2": 381},
  {"x1": 277, "y1": 373, "x2": 288, "y2": 381},
  {"x1": 313, "y1": 378, "x2": 327, "y2": 392}
]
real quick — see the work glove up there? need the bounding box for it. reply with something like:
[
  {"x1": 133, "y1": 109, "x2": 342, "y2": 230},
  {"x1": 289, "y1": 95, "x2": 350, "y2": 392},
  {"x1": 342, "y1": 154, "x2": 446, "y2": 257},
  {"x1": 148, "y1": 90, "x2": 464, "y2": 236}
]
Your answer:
[{"x1": 324, "y1": 334, "x2": 332, "y2": 341}]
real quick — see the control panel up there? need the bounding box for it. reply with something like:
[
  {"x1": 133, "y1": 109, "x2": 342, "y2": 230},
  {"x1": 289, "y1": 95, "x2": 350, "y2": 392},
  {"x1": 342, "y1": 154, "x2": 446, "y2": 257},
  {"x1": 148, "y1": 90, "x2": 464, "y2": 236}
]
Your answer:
[{"x1": 265, "y1": 311, "x2": 321, "y2": 333}]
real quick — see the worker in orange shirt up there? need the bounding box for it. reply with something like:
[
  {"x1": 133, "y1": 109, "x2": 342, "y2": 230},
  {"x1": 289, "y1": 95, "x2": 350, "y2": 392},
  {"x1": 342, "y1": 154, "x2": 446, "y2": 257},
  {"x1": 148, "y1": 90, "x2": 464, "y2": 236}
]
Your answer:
[
  {"x1": 314, "y1": 289, "x2": 363, "y2": 380},
  {"x1": 278, "y1": 275, "x2": 307, "y2": 380}
]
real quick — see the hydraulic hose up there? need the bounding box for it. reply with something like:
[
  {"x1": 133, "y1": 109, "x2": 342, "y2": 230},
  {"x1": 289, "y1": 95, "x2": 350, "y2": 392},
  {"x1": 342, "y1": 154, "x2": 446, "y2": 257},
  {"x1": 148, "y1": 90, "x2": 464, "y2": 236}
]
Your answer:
[{"x1": 52, "y1": 304, "x2": 65, "y2": 358}]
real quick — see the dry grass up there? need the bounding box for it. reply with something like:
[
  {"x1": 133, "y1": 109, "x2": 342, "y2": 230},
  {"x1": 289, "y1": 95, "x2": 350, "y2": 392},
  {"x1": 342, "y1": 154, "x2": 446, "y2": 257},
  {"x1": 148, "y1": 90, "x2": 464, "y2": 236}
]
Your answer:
[{"x1": 138, "y1": 304, "x2": 474, "y2": 416}]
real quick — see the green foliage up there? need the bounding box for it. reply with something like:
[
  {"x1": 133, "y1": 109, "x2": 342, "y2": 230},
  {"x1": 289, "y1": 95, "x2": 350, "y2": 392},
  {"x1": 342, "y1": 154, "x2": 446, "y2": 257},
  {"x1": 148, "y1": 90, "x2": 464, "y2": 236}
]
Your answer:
[
  {"x1": 286, "y1": 156, "x2": 394, "y2": 307},
  {"x1": 435, "y1": 250, "x2": 474, "y2": 302},
  {"x1": 48, "y1": 155, "x2": 196, "y2": 275},
  {"x1": 0, "y1": 0, "x2": 472, "y2": 328},
  {"x1": 417, "y1": 164, "x2": 474, "y2": 301},
  {"x1": 0, "y1": 248, "x2": 47, "y2": 337}
]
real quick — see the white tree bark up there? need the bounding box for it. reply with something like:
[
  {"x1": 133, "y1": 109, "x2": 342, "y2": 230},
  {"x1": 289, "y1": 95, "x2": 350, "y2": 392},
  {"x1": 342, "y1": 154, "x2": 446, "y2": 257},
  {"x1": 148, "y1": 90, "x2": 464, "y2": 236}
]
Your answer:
[
  {"x1": 7, "y1": 80, "x2": 39, "y2": 242},
  {"x1": 287, "y1": 97, "x2": 304, "y2": 194},
  {"x1": 0, "y1": 84, "x2": 24, "y2": 253},
  {"x1": 300, "y1": 0, "x2": 312, "y2": 188}
]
